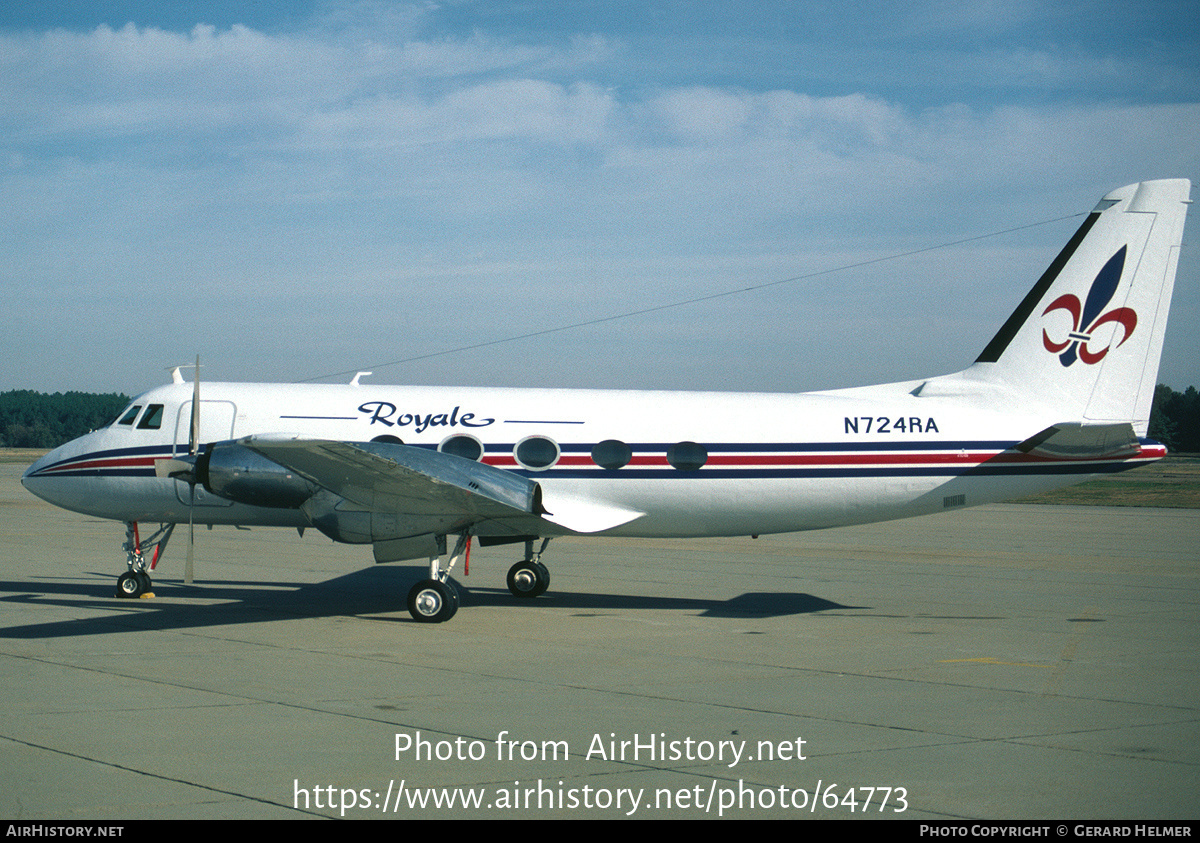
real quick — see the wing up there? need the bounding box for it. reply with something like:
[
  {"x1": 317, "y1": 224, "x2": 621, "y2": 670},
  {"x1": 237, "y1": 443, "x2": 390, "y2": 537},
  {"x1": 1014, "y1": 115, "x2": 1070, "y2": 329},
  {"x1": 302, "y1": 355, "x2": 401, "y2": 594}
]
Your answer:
[
  {"x1": 239, "y1": 435, "x2": 543, "y2": 532},
  {"x1": 232, "y1": 437, "x2": 642, "y2": 551}
]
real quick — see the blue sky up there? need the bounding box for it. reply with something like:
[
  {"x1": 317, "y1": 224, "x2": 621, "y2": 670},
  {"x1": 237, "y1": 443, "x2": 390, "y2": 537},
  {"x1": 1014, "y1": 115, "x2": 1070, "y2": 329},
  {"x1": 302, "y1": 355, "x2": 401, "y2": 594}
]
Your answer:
[{"x1": 2, "y1": 1, "x2": 1197, "y2": 395}]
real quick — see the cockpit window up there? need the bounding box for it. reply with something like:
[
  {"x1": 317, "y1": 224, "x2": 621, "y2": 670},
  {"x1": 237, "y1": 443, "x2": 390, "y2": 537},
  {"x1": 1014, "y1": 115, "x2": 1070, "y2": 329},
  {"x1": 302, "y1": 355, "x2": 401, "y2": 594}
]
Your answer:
[
  {"x1": 137, "y1": 404, "x2": 164, "y2": 430},
  {"x1": 115, "y1": 405, "x2": 141, "y2": 426}
]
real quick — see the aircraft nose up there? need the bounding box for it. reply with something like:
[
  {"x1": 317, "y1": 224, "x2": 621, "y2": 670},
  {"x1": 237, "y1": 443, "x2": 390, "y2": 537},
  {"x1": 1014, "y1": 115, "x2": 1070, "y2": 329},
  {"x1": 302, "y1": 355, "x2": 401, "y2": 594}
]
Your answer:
[
  {"x1": 22, "y1": 448, "x2": 64, "y2": 503},
  {"x1": 20, "y1": 431, "x2": 166, "y2": 520},
  {"x1": 21, "y1": 439, "x2": 102, "y2": 513}
]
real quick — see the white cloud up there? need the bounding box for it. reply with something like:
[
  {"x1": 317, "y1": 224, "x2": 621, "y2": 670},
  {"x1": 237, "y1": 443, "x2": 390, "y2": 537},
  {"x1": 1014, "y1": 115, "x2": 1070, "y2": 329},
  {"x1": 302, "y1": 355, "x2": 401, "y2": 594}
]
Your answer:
[
  {"x1": 0, "y1": 11, "x2": 1196, "y2": 393},
  {"x1": 301, "y1": 78, "x2": 616, "y2": 150}
]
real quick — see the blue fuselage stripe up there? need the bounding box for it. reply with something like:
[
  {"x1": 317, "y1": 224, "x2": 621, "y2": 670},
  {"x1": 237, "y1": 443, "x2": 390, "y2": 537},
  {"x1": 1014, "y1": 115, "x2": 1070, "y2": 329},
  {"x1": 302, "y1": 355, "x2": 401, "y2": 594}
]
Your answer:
[{"x1": 29, "y1": 440, "x2": 1152, "y2": 481}]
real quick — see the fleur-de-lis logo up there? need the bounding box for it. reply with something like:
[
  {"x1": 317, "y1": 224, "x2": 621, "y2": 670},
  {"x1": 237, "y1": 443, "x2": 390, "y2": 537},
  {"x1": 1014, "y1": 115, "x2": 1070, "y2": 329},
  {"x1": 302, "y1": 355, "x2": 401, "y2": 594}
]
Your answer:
[{"x1": 1042, "y1": 246, "x2": 1137, "y2": 366}]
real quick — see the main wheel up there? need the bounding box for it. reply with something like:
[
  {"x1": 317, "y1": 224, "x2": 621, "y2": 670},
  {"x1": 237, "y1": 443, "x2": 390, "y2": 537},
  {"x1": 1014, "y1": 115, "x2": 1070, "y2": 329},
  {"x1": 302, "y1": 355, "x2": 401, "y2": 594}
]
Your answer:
[
  {"x1": 507, "y1": 560, "x2": 549, "y2": 598},
  {"x1": 116, "y1": 571, "x2": 144, "y2": 598},
  {"x1": 407, "y1": 579, "x2": 459, "y2": 623}
]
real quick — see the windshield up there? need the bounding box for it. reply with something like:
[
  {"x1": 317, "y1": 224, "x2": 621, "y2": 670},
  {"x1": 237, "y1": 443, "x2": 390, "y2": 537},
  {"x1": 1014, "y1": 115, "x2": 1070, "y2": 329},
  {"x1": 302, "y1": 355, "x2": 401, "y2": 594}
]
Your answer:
[
  {"x1": 114, "y1": 405, "x2": 141, "y2": 426},
  {"x1": 110, "y1": 403, "x2": 164, "y2": 430}
]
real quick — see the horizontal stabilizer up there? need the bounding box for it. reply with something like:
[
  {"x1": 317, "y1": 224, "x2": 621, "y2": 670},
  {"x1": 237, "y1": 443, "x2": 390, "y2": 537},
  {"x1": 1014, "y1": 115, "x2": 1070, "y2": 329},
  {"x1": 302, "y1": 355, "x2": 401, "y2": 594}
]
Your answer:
[{"x1": 1014, "y1": 422, "x2": 1141, "y2": 460}]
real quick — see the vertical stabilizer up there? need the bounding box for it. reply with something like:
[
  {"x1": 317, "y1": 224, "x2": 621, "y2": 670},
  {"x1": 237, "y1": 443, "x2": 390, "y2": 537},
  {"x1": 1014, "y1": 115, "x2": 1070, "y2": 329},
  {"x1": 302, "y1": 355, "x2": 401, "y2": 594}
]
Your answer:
[{"x1": 970, "y1": 179, "x2": 1190, "y2": 434}]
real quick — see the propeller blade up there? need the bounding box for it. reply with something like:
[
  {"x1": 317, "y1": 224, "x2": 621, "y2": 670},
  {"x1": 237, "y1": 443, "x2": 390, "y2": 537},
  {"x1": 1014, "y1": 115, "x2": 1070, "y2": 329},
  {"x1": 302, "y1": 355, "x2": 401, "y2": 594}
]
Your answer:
[
  {"x1": 185, "y1": 482, "x2": 195, "y2": 584},
  {"x1": 183, "y1": 355, "x2": 200, "y2": 585},
  {"x1": 189, "y1": 354, "x2": 200, "y2": 457}
]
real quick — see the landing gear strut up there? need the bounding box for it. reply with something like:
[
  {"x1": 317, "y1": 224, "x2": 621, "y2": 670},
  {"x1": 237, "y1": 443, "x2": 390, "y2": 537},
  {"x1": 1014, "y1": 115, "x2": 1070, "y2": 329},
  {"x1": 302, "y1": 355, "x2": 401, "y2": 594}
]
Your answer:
[
  {"x1": 407, "y1": 533, "x2": 469, "y2": 623},
  {"x1": 507, "y1": 538, "x2": 551, "y2": 599},
  {"x1": 116, "y1": 522, "x2": 175, "y2": 598}
]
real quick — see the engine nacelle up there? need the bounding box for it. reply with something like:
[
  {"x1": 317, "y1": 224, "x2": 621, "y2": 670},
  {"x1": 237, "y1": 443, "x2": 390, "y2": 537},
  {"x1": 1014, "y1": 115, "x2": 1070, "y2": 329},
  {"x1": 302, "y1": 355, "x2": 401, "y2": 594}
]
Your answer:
[
  {"x1": 200, "y1": 443, "x2": 316, "y2": 509},
  {"x1": 299, "y1": 488, "x2": 474, "y2": 545}
]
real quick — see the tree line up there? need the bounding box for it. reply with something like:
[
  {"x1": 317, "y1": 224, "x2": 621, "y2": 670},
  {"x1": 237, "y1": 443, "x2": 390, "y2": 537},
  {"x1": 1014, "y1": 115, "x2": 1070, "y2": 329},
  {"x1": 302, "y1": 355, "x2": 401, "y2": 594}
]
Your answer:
[
  {"x1": 0, "y1": 390, "x2": 129, "y2": 449},
  {"x1": 0, "y1": 385, "x2": 1198, "y2": 452},
  {"x1": 1149, "y1": 384, "x2": 1200, "y2": 453}
]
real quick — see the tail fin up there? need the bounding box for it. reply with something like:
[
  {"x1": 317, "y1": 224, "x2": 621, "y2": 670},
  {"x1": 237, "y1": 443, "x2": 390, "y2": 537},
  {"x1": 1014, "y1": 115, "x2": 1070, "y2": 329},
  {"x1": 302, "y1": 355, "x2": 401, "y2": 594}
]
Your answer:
[{"x1": 971, "y1": 179, "x2": 1190, "y2": 434}]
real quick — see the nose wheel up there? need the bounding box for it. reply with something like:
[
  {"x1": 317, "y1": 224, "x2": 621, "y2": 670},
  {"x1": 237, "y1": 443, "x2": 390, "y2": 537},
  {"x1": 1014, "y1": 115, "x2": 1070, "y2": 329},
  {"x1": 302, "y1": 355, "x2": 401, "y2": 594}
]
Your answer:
[
  {"x1": 115, "y1": 522, "x2": 167, "y2": 598},
  {"x1": 116, "y1": 570, "x2": 153, "y2": 598}
]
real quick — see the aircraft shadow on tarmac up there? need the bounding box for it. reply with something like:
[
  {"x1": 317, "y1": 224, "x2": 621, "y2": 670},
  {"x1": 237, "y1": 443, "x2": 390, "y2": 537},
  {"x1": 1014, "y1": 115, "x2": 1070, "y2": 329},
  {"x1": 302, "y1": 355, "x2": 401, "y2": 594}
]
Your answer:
[{"x1": 0, "y1": 566, "x2": 860, "y2": 639}]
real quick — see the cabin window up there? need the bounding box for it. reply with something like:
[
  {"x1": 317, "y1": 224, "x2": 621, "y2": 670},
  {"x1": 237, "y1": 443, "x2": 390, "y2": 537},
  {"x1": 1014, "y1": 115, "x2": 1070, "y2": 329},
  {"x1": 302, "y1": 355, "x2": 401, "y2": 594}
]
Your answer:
[
  {"x1": 439, "y1": 434, "x2": 484, "y2": 462},
  {"x1": 667, "y1": 441, "x2": 708, "y2": 471},
  {"x1": 591, "y1": 439, "x2": 632, "y2": 470},
  {"x1": 116, "y1": 405, "x2": 141, "y2": 426},
  {"x1": 514, "y1": 436, "x2": 559, "y2": 470},
  {"x1": 137, "y1": 404, "x2": 164, "y2": 430}
]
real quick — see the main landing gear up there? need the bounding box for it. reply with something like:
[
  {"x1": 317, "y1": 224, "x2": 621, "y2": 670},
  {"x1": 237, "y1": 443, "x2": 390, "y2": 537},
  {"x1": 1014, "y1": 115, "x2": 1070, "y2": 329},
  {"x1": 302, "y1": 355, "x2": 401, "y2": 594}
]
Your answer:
[
  {"x1": 406, "y1": 536, "x2": 555, "y2": 622},
  {"x1": 110, "y1": 523, "x2": 557, "y2": 620},
  {"x1": 407, "y1": 533, "x2": 468, "y2": 623},
  {"x1": 506, "y1": 538, "x2": 552, "y2": 599},
  {"x1": 407, "y1": 579, "x2": 459, "y2": 623},
  {"x1": 116, "y1": 522, "x2": 175, "y2": 598}
]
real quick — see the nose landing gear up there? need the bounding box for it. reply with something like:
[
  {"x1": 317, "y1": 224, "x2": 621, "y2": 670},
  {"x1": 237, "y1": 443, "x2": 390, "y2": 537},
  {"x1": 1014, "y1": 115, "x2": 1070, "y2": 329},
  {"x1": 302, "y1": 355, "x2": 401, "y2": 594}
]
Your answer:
[{"x1": 115, "y1": 522, "x2": 175, "y2": 598}]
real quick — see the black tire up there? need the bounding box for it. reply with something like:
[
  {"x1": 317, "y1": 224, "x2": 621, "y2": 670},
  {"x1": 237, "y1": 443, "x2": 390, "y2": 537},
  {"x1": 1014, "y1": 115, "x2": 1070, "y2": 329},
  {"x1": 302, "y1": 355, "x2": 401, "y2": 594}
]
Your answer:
[
  {"x1": 116, "y1": 571, "x2": 144, "y2": 598},
  {"x1": 407, "y1": 579, "x2": 459, "y2": 623},
  {"x1": 507, "y1": 561, "x2": 548, "y2": 598}
]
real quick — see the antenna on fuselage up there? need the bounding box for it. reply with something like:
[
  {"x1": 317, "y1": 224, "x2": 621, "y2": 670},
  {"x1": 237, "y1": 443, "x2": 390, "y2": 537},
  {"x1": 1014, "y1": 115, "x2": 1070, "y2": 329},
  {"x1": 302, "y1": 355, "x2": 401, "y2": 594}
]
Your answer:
[{"x1": 168, "y1": 359, "x2": 202, "y2": 385}]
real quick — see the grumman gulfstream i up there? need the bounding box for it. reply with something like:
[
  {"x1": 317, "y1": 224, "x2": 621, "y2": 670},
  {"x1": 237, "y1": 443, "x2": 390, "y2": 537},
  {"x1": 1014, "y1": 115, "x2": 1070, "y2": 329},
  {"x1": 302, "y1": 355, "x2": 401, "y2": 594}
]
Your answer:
[{"x1": 22, "y1": 179, "x2": 1191, "y2": 623}]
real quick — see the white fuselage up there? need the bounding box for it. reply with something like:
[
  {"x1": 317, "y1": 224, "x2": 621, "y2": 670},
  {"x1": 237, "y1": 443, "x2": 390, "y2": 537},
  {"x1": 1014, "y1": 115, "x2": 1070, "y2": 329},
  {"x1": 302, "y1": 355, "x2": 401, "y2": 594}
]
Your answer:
[{"x1": 21, "y1": 376, "x2": 1162, "y2": 542}]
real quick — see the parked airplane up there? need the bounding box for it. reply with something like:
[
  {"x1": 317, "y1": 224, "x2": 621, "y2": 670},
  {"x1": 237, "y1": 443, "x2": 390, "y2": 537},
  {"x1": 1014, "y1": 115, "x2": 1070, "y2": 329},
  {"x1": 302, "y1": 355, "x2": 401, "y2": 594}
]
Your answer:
[{"x1": 22, "y1": 179, "x2": 1191, "y2": 623}]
